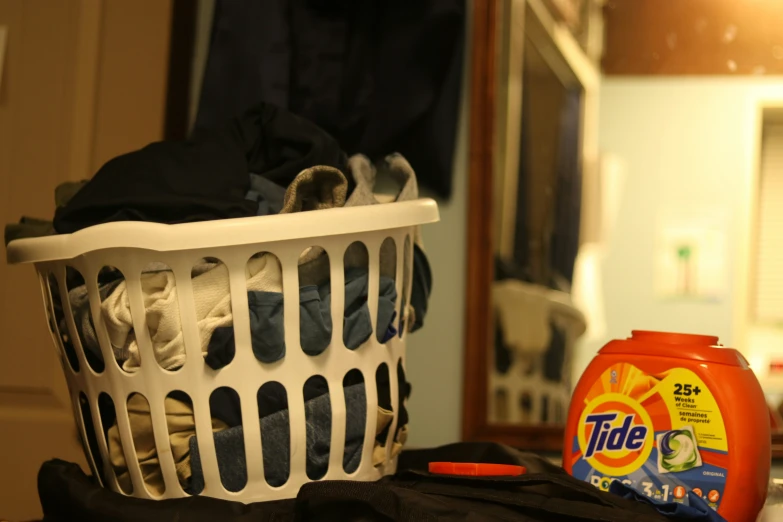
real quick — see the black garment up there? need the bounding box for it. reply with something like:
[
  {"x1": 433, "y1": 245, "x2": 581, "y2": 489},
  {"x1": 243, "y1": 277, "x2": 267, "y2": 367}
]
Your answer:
[
  {"x1": 549, "y1": 89, "x2": 583, "y2": 285},
  {"x1": 543, "y1": 321, "x2": 567, "y2": 383},
  {"x1": 39, "y1": 443, "x2": 670, "y2": 521},
  {"x1": 375, "y1": 361, "x2": 411, "y2": 444},
  {"x1": 494, "y1": 315, "x2": 512, "y2": 374},
  {"x1": 195, "y1": 0, "x2": 464, "y2": 199},
  {"x1": 53, "y1": 103, "x2": 347, "y2": 234}
]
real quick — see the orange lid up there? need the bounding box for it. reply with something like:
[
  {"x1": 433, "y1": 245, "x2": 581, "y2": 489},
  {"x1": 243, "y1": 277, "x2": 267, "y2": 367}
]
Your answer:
[
  {"x1": 428, "y1": 462, "x2": 526, "y2": 476},
  {"x1": 599, "y1": 330, "x2": 749, "y2": 367}
]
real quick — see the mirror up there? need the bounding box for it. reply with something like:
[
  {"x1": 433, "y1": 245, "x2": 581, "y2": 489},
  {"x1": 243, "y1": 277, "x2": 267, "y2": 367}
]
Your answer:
[{"x1": 464, "y1": 0, "x2": 783, "y2": 453}]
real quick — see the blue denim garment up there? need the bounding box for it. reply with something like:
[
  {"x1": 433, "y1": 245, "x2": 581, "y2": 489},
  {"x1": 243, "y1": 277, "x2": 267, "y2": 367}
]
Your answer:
[
  {"x1": 376, "y1": 276, "x2": 397, "y2": 343},
  {"x1": 609, "y1": 481, "x2": 727, "y2": 522},
  {"x1": 188, "y1": 382, "x2": 367, "y2": 493},
  {"x1": 205, "y1": 270, "x2": 398, "y2": 368},
  {"x1": 299, "y1": 284, "x2": 332, "y2": 355},
  {"x1": 247, "y1": 292, "x2": 286, "y2": 362}
]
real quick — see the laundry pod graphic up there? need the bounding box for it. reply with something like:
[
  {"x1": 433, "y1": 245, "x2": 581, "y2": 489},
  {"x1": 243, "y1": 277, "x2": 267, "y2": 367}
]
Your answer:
[{"x1": 657, "y1": 426, "x2": 703, "y2": 473}]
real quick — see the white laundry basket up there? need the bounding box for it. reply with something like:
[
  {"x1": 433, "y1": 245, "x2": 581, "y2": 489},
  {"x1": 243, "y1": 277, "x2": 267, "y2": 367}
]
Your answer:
[
  {"x1": 6, "y1": 198, "x2": 438, "y2": 503},
  {"x1": 489, "y1": 280, "x2": 586, "y2": 425}
]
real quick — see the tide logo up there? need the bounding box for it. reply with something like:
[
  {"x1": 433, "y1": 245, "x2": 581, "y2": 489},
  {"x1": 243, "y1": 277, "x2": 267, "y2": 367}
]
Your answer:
[{"x1": 578, "y1": 393, "x2": 654, "y2": 476}]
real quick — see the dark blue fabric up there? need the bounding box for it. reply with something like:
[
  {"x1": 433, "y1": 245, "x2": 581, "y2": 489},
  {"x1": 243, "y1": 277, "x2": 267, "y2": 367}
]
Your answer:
[
  {"x1": 204, "y1": 272, "x2": 399, "y2": 431},
  {"x1": 248, "y1": 174, "x2": 286, "y2": 215},
  {"x1": 381, "y1": 311, "x2": 397, "y2": 343},
  {"x1": 188, "y1": 383, "x2": 367, "y2": 492},
  {"x1": 341, "y1": 270, "x2": 373, "y2": 349},
  {"x1": 377, "y1": 277, "x2": 398, "y2": 343},
  {"x1": 247, "y1": 292, "x2": 286, "y2": 362},
  {"x1": 203, "y1": 293, "x2": 285, "y2": 367},
  {"x1": 204, "y1": 270, "x2": 399, "y2": 370},
  {"x1": 195, "y1": 1, "x2": 464, "y2": 198},
  {"x1": 299, "y1": 285, "x2": 332, "y2": 355},
  {"x1": 410, "y1": 244, "x2": 431, "y2": 333},
  {"x1": 609, "y1": 481, "x2": 727, "y2": 522},
  {"x1": 204, "y1": 328, "x2": 235, "y2": 370}
]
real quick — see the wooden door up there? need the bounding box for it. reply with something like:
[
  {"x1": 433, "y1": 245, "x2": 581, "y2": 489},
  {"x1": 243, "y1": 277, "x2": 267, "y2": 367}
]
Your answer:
[{"x1": 0, "y1": 1, "x2": 171, "y2": 519}]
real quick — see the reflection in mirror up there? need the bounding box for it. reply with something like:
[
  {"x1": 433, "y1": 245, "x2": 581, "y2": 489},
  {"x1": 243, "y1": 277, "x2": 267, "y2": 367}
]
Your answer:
[
  {"x1": 465, "y1": 0, "x2": 783, "y2": 455},
  {"x1": 488, "y1": 14, "x2": 586, "y2": 428}
]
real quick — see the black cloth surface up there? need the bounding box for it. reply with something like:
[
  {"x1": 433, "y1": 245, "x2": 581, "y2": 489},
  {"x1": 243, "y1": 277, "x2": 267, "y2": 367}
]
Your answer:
[
  {"x1": 194, "y1": 0, "x2": 464, "y2": 199},
  {"x1": 53, "y1": 103, "x2": 347, "y2": 233},
  {"x1": 39, "y1": 443, "x2": 672, "y2": 522}
]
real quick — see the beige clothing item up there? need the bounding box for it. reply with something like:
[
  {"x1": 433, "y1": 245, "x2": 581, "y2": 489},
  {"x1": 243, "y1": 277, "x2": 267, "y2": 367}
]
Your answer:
[
  {"x1": 373, "y1": 425, "x2": 408, "y2": 468},
  {"x1": 372, "y1": 407, "x2": 407, "y2": 468},
  {"x1": 103, "y1": 254, "x2": 284, "y2": 372},
  {"x1": 376, "y1": 406, "x2": 393, "y2": 435},
  {"x1": 110, "y1": 396, "x2": 402, "y2": 492},
  {"x1": 102, "y1": 167, "x2": 347, "y2": 372},
  {"x1": 281, "y1": 165, "x2": 347, "y2": 213},
  {"x1": 108, "y1": 394, "x2": 228, "y2": 496},
  {"x1": 345, "y1": 153, "x2": 421, "y2": 246},
  {"x1": 345, "y1": 154, "x2": 423, "y2": 331}
]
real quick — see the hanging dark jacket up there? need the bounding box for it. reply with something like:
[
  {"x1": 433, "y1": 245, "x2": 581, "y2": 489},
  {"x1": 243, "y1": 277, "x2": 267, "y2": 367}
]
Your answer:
[{"x1": 194, "y1": 0, "x2": 464, "y2": 199}]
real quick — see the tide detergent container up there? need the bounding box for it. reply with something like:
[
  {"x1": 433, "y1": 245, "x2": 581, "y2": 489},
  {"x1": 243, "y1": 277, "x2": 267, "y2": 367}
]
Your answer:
[{"x1": 563, "y1": 331, "x2": 770, "y2": 522}]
